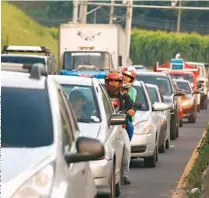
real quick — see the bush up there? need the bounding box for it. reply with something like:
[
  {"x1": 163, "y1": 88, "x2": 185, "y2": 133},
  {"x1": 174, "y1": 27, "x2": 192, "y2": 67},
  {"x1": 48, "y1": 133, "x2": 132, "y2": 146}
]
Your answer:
[
  {"x1": 130, "y1": 29, "x2": 209, "y2": 67},
  {"x1": 1, "y1": 2, "x2": 58, "y2": 59}
]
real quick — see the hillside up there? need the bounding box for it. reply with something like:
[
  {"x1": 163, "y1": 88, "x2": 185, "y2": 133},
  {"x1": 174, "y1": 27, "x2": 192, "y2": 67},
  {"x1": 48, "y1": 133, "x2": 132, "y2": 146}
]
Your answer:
[{"x1": 1, "y1": 2, "x2": 58, "y2": 58}]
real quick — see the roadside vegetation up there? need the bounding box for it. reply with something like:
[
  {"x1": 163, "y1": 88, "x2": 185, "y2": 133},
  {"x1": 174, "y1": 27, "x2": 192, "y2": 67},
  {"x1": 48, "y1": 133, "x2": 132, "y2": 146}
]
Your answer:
[
  {"x1": 186, "y1": 123, "x2": 209, "y2": 198},
  {"x1": 1, "y1": 2, "x2": 58, "y2": 59}
]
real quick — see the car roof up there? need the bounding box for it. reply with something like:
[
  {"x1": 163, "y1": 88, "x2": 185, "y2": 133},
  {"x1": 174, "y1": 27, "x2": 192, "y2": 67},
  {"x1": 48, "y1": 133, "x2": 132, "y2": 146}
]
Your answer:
[
  {"x1": 49, "y1": 75, "x2": 94, "y2": 86},
  {"x1": 145, "y1": 83, "x2": 158, "y2": 89},
  {"x1": 1, "y1": 54, "x2": 47, "y2": 59},
  {"x1": 169, "y1": 71, "x2": 194, "y2": 75},
  {"x1": 136, "y1": 71, "x2": 169, "y2": 77},
  {"x1": 173, "y1": 79, "x2": 189, "y2": 84},
  {"x1": 2, "y1": 71, "x2": 47, "y2": 89}
]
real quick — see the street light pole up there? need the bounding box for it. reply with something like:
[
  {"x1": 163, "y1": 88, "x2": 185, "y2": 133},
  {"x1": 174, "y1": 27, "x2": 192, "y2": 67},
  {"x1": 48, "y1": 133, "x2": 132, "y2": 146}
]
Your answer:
[
  {"x1": 79, "y1": 0, "x2": 88, "y2": 24},
  {"x1": 177, "y1": 0, "x2": 182, "y2": 33},
  {"x1": 73, "y1": 0, "x2": 79, "y2": 22},
  {"x1": 125, "y1": 0, "x2": 133, "y2": 67},
  {"x1": 109, "y1": 0, "x2": 115, "y2": 24}
]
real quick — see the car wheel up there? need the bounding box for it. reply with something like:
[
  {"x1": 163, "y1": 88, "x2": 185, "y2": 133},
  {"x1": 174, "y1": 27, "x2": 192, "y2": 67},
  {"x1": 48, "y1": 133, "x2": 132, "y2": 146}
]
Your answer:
[
  {"x1": 170, "y1": 116, "x2": 177, "y2": 140},
  {"x1": 115, "y1": 183, "x2": 120, "y2": 198},
  {"x1": 120, "y1": 148, "x2": 125, "y2": 186},
  {"x1": 188, "y1": 112, "x2": 197, "y2": 123},
  {"x1": 109, "y1": 162, "x2": 116, "y2": 198},
  {"x1": 176, "y1": 121, "x2": 179, "y2": 138},
  {"x1": 179, "y1": 120, "x2": 183, "y2": 128},
  {"x1": 144, "y1": 146, "x2": 157, "y2": 168},
  {"x1": 159, "y1": 141, "x2": 166, "y2": 153},
  {"x1": 166, "y1": 138, "x2": 170, "y2": 149}
]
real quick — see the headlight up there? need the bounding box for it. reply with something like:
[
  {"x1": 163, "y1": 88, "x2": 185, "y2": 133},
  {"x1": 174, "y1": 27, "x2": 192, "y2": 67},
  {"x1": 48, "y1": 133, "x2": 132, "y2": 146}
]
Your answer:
[
  {"x1": 13, "y1": 164, "x2": 54, "y2": 198},
  {"x1": 134, "y1": 121, "x2": 152, "y2": 134}
]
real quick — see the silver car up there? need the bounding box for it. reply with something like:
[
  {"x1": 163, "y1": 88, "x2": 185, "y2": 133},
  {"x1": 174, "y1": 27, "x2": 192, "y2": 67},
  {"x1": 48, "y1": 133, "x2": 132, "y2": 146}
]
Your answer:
[
  {"x1": 145, "y1": 83, "x2": 172, "y2": 153},
  {"x1": 2, "y1": 64, "x2": 105, "y2": 198},
  {"x1": 50, "y1": 75, "x2": 126, "y2": 198},
  {"x1": 131, "y1": 81, "x2": 170, "y2": 167}
]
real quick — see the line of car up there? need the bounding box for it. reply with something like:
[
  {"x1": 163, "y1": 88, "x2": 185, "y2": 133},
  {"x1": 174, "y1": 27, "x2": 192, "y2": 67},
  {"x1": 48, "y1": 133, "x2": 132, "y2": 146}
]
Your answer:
[{"x1": 1, "y1": 48, "x2": 206, "y2": 198}]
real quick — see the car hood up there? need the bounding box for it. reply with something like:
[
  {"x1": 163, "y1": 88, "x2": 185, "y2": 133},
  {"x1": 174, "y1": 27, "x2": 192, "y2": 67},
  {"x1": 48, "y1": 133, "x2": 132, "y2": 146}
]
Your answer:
[
  {"x1": 78, "y1": 123, "x2": 101, "y2": 139},
  {"x1": 2, "y1": 146, "x2": 54, "y2": 185},
  {"x1": 133, "y1": 111, "x2": 150, "y2": 126}
]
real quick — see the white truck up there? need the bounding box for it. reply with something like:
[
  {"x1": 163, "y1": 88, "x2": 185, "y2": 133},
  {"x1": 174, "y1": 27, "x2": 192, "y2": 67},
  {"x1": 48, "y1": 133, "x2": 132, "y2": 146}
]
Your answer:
[{"x1": 59, "y1": 23, "x2": 126, "y2": 72}]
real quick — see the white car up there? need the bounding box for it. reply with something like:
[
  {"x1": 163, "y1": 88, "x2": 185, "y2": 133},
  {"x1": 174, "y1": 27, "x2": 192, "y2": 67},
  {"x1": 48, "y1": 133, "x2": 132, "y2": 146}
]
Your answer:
[
  {"x1": 2, "y1": 64, "x2": 104, "y2": 198},
  {"x1": 145, "y1": 83, "x2": 172, "y2": 153},
  {"x1": 131, "y1": 81, "x2": 170, "y2": 167},
  {"x1": 50, "y1": 75, "x2": 126, "y2": 198}
]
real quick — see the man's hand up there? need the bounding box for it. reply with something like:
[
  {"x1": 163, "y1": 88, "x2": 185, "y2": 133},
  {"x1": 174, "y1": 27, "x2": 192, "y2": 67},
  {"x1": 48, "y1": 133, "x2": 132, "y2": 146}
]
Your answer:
[
  {"x1": 122, "y1": 124, "x2": 126, "y2": 128},
  {"x1": 127, "y1": 109, "x2": 135, "y2": 116}
]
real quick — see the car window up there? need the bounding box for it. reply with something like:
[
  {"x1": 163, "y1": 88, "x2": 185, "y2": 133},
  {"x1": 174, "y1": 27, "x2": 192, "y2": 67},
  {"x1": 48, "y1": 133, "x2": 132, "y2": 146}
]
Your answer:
[
  {"x1": 137, "y1": 75, "x2": 172, "y2": 96},
  {"x1": 1, "y1": 55, "x2": 46, "y2": 65},
  {"x1": 170, "y1": 73, "x2": 194, "y2": 84},
  {"x1": 59, "y1": 89, "x2": 80, "y2": 136},
  {"x1": 100, "y1": 84, "x2": 114, "y2": 114},
  {"x1": 99, "y1": 86, "x2": 112, "y2": 121},
  {"x1": 147, "y1": 87, "x2": 159, "y2": 104},
  {"x1": 2, "y1": 87, "x2": 53, "y2": 148},
  {"x1": 61, "y1": 84, "x2": 101, "y2": 123},
  {"x1": 133, "y1": 85, "x2": 149, "y2": 111},
  {"x1": 176, "y1": 82, "x2": 192, "y2": 94}
]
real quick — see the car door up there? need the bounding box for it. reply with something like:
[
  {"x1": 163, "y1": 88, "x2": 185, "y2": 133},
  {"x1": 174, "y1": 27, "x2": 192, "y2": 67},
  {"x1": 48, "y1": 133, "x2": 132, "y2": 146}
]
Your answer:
[
  {"x1": 98, "y1": 84, "x2": 124, "y2": 183},
  {"x1": 58, "y1": 89, "x2": 90, "y2": 198}
]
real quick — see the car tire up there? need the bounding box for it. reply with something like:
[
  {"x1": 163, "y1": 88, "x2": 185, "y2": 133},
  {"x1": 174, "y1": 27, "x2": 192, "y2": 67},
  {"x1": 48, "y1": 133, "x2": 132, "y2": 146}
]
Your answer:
[
  {"x1": 120, "y1": 148, "x2": 125, "y2": 186},
  {"x1": 188, "y1": 112, "x2": 197, "y2": 123},
  {"x1": 179, "y1": 120, "x2": 183, "y2": 128},
  {"x1": 144, "y1": 146, "x2": 157, "y2": 168},
  {"x1": 170, "y1": 114, "x2": 177, "y2": 140},
  {"x1": 159, "y1": 141, "x2": 166, "y2": 153},
  {"x1": 109, "y1": 162, "x2": 116, "y2": 198},
  {"x1": 115, "y1": 183, "x2": 120, "y2": 198},
  {"x1": 166, "y1": 138, "x2": 170, "y2": 149}
]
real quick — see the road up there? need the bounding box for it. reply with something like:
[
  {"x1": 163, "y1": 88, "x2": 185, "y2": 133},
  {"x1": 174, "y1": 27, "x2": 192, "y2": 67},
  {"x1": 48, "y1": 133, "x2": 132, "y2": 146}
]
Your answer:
[{"x1": 121, "y1": 107, "x2": 209, "y2": 198}]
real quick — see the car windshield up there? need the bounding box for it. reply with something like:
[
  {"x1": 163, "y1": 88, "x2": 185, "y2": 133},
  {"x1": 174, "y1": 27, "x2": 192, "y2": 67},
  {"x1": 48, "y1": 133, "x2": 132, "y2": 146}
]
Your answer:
[
  {"x1": 176, "y1": 81, "x2": 192, "y2": 94},
  {"x1": 147, "y1": 87, "x2": 159, "y2": 104},
  {"x1": 137, "y1": 75, "x2": 172, "y2": 96},
  {"x1": 133, "y1": 85, "x2": 149, "y2": 111},
  {"x1": 170, "y1": 73, "x2": 194, "y2": 84},
  {"x1": 2, "y1": 87, "x2": 53, "y2": 148},
  {"x1": 61, "y1": 84, "x2": 101, "y2": 123},
  {"x1": 63, "y1": 51, "x2": 111, "y2": 70},
  {"x1": 1, "y1": 55, "x2": 45, "y2": 65}
]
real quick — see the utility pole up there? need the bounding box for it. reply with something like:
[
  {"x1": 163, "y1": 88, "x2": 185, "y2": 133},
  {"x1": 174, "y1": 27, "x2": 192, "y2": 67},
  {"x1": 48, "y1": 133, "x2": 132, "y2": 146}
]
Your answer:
[
  {"x1": 125, "y1": 0, "x2": 133, "y2": 67},
  {"x1": 73, "y1": 0, "x2": 79, "y2": 22},
  {"x1": 177, "y1": 0, "x2": 182, "y2": 33},
  {"x1": 109, "y1": 0, "x2": 115, "y2": 24},
  {"x1": 79, "y1": 0, "x2": 88, "y2": 24}
]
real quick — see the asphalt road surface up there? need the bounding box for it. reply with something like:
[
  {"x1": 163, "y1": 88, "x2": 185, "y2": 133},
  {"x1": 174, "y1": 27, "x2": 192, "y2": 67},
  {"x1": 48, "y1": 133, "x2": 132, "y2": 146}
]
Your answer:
[{"x1": 120, "y1": 107, "x2": 209, "y2": 198}]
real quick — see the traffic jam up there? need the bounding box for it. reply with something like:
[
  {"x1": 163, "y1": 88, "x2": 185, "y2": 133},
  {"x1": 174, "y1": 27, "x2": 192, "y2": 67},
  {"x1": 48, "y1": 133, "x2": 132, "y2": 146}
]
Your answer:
[{"x1": 2, "y1": 25, "x2": 209, "y2": 198}]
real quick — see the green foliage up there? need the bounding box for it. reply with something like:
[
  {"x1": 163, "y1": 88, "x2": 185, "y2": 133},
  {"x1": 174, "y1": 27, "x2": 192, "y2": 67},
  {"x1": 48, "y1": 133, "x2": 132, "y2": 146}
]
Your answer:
[
  {"x1": 186, "y1": 124, "x2": 209, "y2": 197},
  {"x1": 130, "y1": 29, "x2": 209, "y2": 67},
  {"x1": 1, "y1": 2, "x2": 58, "y2": 59}
]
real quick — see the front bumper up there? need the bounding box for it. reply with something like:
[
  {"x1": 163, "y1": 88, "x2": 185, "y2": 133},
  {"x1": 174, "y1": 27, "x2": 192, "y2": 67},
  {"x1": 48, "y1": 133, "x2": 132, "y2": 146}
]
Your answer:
[{"x1": 131, "y1": 133, "x2": 155, "y2": 158}]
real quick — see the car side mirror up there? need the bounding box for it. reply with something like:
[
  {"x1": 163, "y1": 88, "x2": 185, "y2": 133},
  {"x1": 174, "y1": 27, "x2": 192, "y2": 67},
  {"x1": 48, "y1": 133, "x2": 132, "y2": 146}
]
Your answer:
[
  {"x1": 152, "y1": 102, "x2": 169, "y2": 111},
  {"x1": 65, "y1": 137, "x2": 105, "y2": 164},
  {"x1": 110, "y1": 113, "x2": 127, "y2": 125}
]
